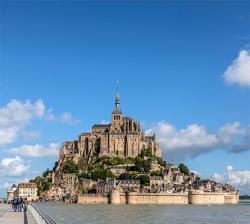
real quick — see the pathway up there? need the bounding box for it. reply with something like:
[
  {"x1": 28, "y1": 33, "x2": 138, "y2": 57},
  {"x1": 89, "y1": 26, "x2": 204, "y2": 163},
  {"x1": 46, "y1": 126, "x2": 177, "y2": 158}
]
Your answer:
[{"x1": 0, "y1": 205, "x2": 37, "y2": 224}]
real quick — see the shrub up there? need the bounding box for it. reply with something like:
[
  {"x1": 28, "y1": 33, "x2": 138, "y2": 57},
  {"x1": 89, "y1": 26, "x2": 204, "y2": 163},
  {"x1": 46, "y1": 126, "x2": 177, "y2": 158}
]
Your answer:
[
  {"x1": 91, "y1": 168, "x2": 115, "y2": 180},
  {"x1": 117, "y1": 173, "x2": 137, "y2": 180},
  {"x1": 150, "y1": 170, "x2": 162, "y2": 176},
  {"x1": 77, "y1": 172, "x2": 90, "y2": 179},
  {"x1": 62, "y1": 160, "x2": 79, "y2": 173},
  {"x1": 134, "y1": 157, "x2": 151, "y2": 172},
  {"x1": 137, "y1": 175, "x2": 150, "y2": 186},
  {"x1": 140, "y1": 149, "x2": 152, "y2": 158}
]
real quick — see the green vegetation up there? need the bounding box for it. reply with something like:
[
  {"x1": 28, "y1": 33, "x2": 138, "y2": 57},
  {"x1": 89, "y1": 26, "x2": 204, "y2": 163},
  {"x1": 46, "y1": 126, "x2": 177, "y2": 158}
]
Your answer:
[
  {"x1": 157, "y1": 157, "x2": 166, "y2": 166},
  {"x1": 34, "y1": 149, "x2": 170, "y2": 195},
  {"x1": 30, "y1": 170, "x2": 52, "y2": 196},
  {"x1": 94, "y1": 156, "x2": 136, "y2": 166},
  {"x1": 137, "y1": 175, "x2": 150, "y2": 186},
  {"x1": 134, "y1": 157, "x2": 151, "y2": 172},
  {"x1": 62, "y1": 160, "x2": 79, "y2": 173},
  {"x1": 139, "y1": 148, "x2": 152, "y2": 157},
  {"x1": 77, "y1": 172, "x2": 90, "y2": 179},
  {"x1": 150, "y1": 170, "x2": 162, "y2": 176},
  {"x1": 117, "y1": 173, "x2": 137, "y2": 180},
  {"x1": 178, "y1": 163, "x2": 189, "y2": 175},
  {"x1": 91, "y1": 168, "x2": 115, "y2": 180}
]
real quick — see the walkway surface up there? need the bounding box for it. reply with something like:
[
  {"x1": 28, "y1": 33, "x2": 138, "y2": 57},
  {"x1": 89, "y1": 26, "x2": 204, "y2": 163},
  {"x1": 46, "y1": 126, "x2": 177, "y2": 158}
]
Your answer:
[{"x1": 0, "y1": 204, "x2": 37, "y2": 224}]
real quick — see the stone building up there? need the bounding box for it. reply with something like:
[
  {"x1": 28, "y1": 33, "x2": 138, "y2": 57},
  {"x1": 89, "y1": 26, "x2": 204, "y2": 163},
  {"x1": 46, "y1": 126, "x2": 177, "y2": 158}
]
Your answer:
[
  {"x1": 56, "y1": 82, "x2": 161, "y2": 169},
  {"x1": 7, "y1": 184, "x2": 17, "y2": 202},
  {"x1": 96, "y1": 178, "x2": 140, "y2": 196},
  {"x1": 16, "y1": 183, "x2": 38, "y2": 202}
]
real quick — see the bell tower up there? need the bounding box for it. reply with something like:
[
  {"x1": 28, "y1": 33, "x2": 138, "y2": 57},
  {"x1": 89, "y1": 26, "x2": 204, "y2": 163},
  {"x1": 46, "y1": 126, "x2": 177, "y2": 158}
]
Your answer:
[{"x1": 112, "y1": 80, "x2": 123, "y2": 129}]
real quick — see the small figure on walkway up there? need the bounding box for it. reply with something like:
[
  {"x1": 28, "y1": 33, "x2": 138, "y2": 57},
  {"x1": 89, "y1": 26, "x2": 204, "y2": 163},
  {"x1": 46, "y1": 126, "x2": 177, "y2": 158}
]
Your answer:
[
  {"x1": 12, "y1": 198, "x2": 18, "y2": 212},
  {"x1": 17, "y1": 198, "x2": 24, "y2": 212}
]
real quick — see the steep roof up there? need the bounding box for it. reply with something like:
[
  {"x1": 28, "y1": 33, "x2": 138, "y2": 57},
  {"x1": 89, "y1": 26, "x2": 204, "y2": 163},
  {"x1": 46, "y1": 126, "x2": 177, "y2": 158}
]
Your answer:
[{"x1": 92, "y1": 124, "x2": 110, "y2": 128}]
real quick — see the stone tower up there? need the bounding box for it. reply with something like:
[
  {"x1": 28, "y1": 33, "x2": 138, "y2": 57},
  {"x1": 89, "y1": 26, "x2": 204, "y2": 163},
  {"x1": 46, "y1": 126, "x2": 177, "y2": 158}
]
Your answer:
[{"x1": 111, "y1": 80, "x2": 123, "y2": 131}]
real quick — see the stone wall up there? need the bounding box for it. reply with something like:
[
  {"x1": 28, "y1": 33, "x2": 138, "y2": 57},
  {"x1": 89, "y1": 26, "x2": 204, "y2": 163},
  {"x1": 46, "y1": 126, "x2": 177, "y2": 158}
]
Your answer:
[
  {"x1": 189, "y1": 190, "x2": 239, "y2": 204},
  {"x1": 78, "y1": 194, "x2": 108, "y2": 204},
  {"x1": 126, "y1": 192, "x2": 188, "y2": 205},
  {"x1": 78, "y1": 191, "x2": 239, "y2": 205}
]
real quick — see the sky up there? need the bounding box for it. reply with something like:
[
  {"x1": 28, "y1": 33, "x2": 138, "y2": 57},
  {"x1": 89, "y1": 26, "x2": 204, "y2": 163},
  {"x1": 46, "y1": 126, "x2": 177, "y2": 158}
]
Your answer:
[{"x1": 0, "y1": 0, "x2": 250, "y2": 197}]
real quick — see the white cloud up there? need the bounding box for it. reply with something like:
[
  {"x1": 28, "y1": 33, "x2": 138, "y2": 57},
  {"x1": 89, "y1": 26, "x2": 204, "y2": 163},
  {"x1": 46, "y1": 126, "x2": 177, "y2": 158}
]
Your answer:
[
  {"x1": 213, "y1": 173, "x2": 225, "y2": 183},
  {"x1": 20, "y1": 131, "x2": 41, "y2": 142},
  {"x1": 0, "y1": 182, "x2": 13, "y2": 190},
  {"x1": 60, "y1": 112, "x2": 80, "y2": 125},
  {"x1": 0, "y1": 156, "x2": 29, "y2": 177},
  {"x1": 5, "y1": 143, "x2": 59, "y2": 157},
  {"x1": 0, "y1": 99, "x2": 45, "y2": 147},
  {"x1": 0, "y1": 127, "x2": 18, "y2": 147},
  {"x1": 46, "y1": 109, "x2": 80, "y2": 125},
  {"x1": 147, "y1": 121, "x2": 248, "y2": 162},
  {"x1": 0, "y1": 99, "x2": 79, "y2": 147},
  {"x1": 229, "y1": 128, "x2": 250, "y2": 153},
  {"x1": 223, "y1": 49, "x2": 250, "y2": 87},
  {"x1": 213, "y1": 166, "x2": 250, "y2": 194},
  {"x1": 0, "y1": 99, "x2": 45, "y2": 128}
]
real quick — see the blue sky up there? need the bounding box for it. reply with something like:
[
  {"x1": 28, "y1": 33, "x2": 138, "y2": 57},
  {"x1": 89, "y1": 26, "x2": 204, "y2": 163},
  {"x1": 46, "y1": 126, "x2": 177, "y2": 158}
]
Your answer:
[{"x1": 0, "y1": 1, "x2": 250, "y2": 197}]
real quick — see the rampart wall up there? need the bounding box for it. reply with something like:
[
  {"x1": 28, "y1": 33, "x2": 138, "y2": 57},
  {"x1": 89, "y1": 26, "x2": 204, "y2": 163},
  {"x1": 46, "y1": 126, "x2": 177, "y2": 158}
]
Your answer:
[
  {"x1": 189, "y1": 190, "x2": 239, "y2": 204},
  {"x1": 78, "y1": 191, "x2": 239, "y2": 205},
  {"x1": 78, "y1": 194, "x2": 108, "y2": 204},
  {"x1": 126, "y1": 192, "x2": 188, "y2": 205}
]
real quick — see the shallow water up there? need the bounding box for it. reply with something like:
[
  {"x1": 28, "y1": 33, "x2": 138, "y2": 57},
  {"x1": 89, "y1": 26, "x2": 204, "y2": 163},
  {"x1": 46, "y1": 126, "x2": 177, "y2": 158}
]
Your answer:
[{"x1": 35, "y1": 200, "x2": 250, "y2": 224}]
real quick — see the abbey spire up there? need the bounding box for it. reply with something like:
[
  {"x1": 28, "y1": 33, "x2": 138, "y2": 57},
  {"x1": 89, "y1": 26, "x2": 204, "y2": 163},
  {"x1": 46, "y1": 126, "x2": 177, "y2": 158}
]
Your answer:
[{"x1": 113, "y1": 80, "x2": 121, "y2": 113}]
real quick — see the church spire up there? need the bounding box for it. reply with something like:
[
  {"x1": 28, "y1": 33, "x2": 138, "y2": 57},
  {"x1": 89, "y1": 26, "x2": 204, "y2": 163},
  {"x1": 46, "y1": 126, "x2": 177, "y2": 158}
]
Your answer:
[{"x1": 113, "y1": 80, "x2": 121, "y2": 113}]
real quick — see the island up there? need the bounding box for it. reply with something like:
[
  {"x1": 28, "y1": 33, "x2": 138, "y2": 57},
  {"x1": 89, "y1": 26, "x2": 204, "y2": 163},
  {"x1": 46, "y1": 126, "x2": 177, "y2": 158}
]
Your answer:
[{"x1": 9, "y1": 83, "x2": 240, "y2": 205}]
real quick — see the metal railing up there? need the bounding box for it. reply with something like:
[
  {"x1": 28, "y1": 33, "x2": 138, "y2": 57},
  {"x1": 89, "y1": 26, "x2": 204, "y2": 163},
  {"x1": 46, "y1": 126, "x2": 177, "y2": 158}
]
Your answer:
[{"x1": 28, "y1": 203, "x2": 57, "y2": 224}]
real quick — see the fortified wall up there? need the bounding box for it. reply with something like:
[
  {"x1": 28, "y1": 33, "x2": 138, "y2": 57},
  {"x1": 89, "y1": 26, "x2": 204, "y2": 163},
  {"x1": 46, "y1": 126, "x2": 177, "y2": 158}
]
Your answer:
[
  {"x1": 189, "y1": 190, "x2": 240, "y2": 204},
  {"x1": 78, "y1": 190, "x2": 239, "y2": 205}
]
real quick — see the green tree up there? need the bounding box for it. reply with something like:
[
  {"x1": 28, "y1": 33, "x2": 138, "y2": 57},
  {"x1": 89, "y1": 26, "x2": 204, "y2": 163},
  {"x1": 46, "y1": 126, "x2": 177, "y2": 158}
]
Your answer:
[
  {"x1": 178, "y1": 163, "x2": 189, "y2": 175},
  {"x1": 42, "y1": 168, "x2": 51, "y2": 178},
  {"x1": 143, "y1": 160, "x2": 151, "y2": 172},
  {"x1": 150, "y1": 170, "x2": 162, "y2": 176},
  {"x1": 91, "y1": 168, "x2": 115, "y2": 180},
  {"x1": 135, "y1": 157, "x2": 144, "y2": 171},
  {"x1": 157, "y1": 157, "x2": 166, "y2": 166},
  {"x1": 62, "y1": 160, "x2": 79, "y2": 173},
  {"x1": 117, "y1": 173, "x2": 136, "y2": 180},
  {"x1": 112, "y1": 157, "x2": 125, "y2": 165},
  {"x1": 77, "y1": 172, "x2": 90, "y2": 179},
  {"x1": 140, "y1": 149, "x2": 152, "y2": 158},
  {"x1": 137, "y1": 175, "x2": 150, "y2": 186},
  {"x1": 30, "y1": 175, "x2": 52, "y2": 196},
  {"x1": 134, "y1": 157, "x2": 152, "y2": 172}
]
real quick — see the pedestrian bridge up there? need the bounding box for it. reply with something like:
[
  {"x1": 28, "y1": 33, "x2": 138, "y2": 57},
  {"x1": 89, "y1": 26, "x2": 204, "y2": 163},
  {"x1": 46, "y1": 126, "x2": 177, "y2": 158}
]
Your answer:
[{"x1": 0, "y1": 204, "x2": 39, "y2": 224}]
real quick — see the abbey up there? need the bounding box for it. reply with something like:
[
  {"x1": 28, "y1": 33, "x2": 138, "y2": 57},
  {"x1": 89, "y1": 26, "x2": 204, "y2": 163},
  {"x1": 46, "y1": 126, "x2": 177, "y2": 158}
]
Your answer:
[{"x1": 59, "y1": 83, "x2": 161, "y2": 163}]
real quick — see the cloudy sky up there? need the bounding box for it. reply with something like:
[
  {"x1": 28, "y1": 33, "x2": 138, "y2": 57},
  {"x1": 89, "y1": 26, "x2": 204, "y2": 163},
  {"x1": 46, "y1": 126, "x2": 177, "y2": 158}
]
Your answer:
[{"x1": 0, "y1": 1, "x2": 250, "y2": 197}]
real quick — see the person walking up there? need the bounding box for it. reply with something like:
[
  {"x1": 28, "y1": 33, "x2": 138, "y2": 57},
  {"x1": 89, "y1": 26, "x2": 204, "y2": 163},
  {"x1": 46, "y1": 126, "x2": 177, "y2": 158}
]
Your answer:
[
  {"x1": 17, "y1": 198, "x2": 23, "y2": 212},
  {"x1": 13, "y1": 198, "x2": 18, "y2": 212}
]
